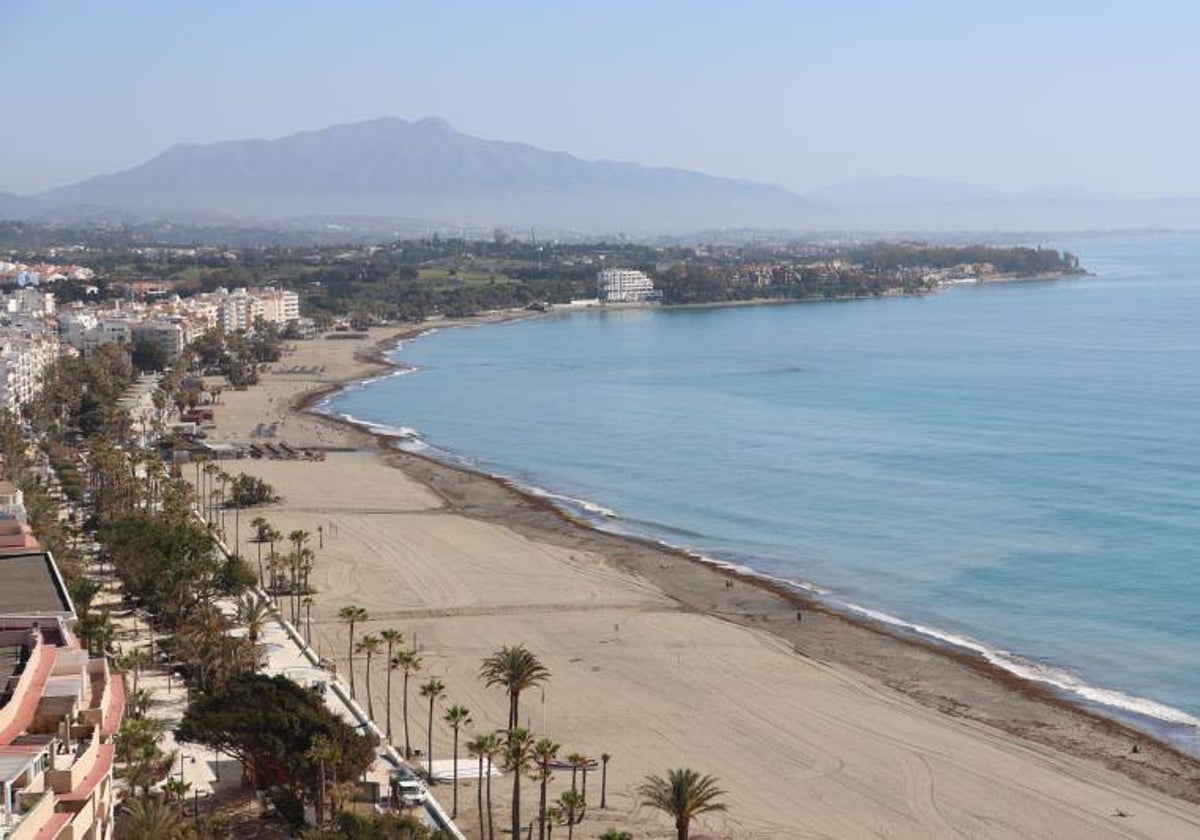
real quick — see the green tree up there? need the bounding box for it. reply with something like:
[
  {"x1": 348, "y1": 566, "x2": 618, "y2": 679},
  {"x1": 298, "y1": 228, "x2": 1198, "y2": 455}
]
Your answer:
[
  {"x1": 379, "y1": 628, "x2": 404, "y2": 742},
  {"x1": 238, "y1": 593, "x2": 272, "y2": 644},
  {"x1": 337, "y1": 605, "x2": 369, "y2": 699},
  {"x1": 392, "y1": 648, "x2": 423, "y2": 758},
  {"x1": 418, "y1": 678, "x2": 445, "y2": 781},
  {"x1": 117, "y1": 648, "x2": 150, "y2": 694},
  {"x1": 501, "y1": 727, "x2": 537, "y2": 840},
  {"x1": 533, "y1": 737, "x2": 560, "y2": 840},
  {"x1": 443, "y1": 704, "x2": 472, "y2": 818},
  {"x1": 177, "y1": 674, "x2": 374, "y2": 821},
  {"x1": 355, "y1": 634, "x2": 382, "y2": 721},
  {"x1": 637, "y1": 768, "x2": 727, "y2": 840},
  {"x1": 556, "y1": 789, "x2": 585, "y2": 839},
  {"x1": 467, "y1": 734, "x2": 490, "y2": 839},
  {"x1": 131, "y1": 337, "x2": 170, "y2": 373},
  {"x1": 479, "y1": 644, "x2": 551, "y2": 730},
  {"x1": 120, "y1": 794, "x2": 194, "y2": 839}
]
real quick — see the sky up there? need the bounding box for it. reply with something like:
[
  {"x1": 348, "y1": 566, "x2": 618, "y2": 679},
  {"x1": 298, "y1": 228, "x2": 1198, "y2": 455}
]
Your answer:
[{"x1": 3, "y1": 0, "x2": 1200, "y2": 197}]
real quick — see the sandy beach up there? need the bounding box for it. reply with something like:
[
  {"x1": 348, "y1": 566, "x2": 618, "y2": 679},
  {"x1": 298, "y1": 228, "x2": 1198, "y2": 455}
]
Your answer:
[{"x1": 204, "y1": 320, "x2": 1200, "y2": 838}]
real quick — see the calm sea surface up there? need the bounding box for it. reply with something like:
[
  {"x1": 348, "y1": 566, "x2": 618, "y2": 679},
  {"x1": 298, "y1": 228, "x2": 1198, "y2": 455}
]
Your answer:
[{"x1": 326, "y1": 234, "x2": 1200, "y2": 751}]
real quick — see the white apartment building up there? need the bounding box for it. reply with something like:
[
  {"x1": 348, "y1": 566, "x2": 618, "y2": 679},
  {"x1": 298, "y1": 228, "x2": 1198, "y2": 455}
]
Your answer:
[
  {"x1": 253, "y1": 287, "x2": 301, "y2": 324},
  {"x1": 57, "y1": 313, "x2": 132, "y2": 354},
  {"x1": 211, "y1": 288, "x2": 259, "y2": 332},
  {"x1": 0, "y1": 331, "x2": 58, "y2": 413},
  {"x1": 597, "y1": 268, "x2": 662, "y2": 303},
  {"x1": 1, "y1": 288, "x2": 55, "y2": 318}
]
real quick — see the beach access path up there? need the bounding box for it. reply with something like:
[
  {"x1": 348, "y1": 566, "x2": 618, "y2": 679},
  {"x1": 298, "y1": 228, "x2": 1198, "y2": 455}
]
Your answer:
[{"x1": 205, "y1": 322, "x2": 1200, "y2": 839}]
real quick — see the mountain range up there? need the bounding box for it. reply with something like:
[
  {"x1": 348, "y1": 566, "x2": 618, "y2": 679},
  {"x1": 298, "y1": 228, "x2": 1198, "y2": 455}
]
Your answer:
[{"x1": 7, "y1": 117, "x2": 1200, "y2": 234}]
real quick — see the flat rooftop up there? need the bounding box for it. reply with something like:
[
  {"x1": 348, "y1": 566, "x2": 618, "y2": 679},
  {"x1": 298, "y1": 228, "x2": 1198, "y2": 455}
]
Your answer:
[{"x1": 0, "y1": 552, "x2": 73, "y2": 618}]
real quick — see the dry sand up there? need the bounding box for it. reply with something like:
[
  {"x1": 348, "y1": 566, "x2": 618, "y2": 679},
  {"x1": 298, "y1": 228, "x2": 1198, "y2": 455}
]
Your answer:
[{"x1": 205, "y1": 323, "x2": 1200, "y2": 838}]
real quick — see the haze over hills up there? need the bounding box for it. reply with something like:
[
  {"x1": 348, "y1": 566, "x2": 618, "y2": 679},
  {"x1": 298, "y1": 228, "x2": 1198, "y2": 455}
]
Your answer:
[{"x1": 8, "y1": 117, "x2": 1200, "y2": 234}]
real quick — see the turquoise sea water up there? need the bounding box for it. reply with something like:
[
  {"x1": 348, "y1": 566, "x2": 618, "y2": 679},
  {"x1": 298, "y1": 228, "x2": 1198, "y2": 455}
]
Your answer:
[{"x1": 325, "y1": 234, "x2": 1200, "y2": 752}]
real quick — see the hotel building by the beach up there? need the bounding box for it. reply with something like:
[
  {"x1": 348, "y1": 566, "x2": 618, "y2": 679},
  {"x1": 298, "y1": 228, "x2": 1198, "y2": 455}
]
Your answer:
[{"x1": 597, "y1": 268, "x2": 662, "y2": 303}]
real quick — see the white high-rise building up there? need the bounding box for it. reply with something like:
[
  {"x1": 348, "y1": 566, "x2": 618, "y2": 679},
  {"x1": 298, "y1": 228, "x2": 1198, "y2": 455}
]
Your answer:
[
  {"x1": 0, "y1": 330, "x2": 58, "y2": 412},
  {"x1": 253, "y1": 287, "x2": 301, "y2": 323},
  {"x1": 597, "y1": 268, "x2": 662, "y2": 304}
]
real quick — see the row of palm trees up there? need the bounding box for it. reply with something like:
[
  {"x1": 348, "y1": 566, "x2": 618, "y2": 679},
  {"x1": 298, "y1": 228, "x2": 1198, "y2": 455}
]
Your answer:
[
  {"x1": 247, "y1": 516, "x2": 319, "y2": 632},
  {"x1": 334, "y1": 612, "x2": 632, "y2": 839}
]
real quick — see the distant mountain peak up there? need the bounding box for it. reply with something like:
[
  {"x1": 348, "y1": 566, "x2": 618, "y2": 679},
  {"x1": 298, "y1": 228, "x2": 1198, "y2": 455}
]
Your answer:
[{"x1": 33, "y1": 116, "x2": 801, "y2": 232}]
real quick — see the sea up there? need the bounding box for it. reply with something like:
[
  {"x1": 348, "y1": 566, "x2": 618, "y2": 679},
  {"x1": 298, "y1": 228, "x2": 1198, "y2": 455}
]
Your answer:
[{"x1": 323, "y1": 233, "x2": 1200, "y2": 754}]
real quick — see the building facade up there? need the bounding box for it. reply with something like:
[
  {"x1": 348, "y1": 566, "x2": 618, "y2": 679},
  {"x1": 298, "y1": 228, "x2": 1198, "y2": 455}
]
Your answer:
[{"x1": 597, "y1": 268, "x2": 662, "y2": 303}]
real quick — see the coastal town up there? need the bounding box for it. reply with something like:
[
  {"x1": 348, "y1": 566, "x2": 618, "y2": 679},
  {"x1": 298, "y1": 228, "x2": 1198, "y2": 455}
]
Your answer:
[
  {"x1": 0, "y1": 234, "x2": 1082, "y2": 416},
  {"x1": 2, "y1": 230, "x2": 1199, "y2": 840}
]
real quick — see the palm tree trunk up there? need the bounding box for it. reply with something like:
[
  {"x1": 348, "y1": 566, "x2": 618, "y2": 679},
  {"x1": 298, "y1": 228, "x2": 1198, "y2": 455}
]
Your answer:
[
  {"x1": 581, "y1": 767, "x2": 588, "y2": 803},
  {"x1": 511, "y1": 767, "x2": 522, "y2": 840},
  {"x1": 426, "y1": 700, "x2": 435, "y2": 782},
  {"x1": 676, "y1": 817, "x2": 688, "y2": 840},
  {"x1": 477, "y1": 753, "x2": 486, "y2": 839},
  {"x1": 538, "y1": 767, "x2": 548, "y2": 840},
  {"x1": 347, "y1": 621, "x2": 356, "y2": 699},
  {"x1": 486, "y1": 756, "x2": 495, "y2": 840},
  {"x1": 452, "y1": 728, "x2": 460, "y2": 817},
  {"x1": 364, "y1": 652, "x2": 375, "y2": 719},
  {"x1": 384, "y1": 661, "x2": 393, "y2": 742},
  {"x1": 402, "y1": 672, "x2": 412, "y2": 757}
]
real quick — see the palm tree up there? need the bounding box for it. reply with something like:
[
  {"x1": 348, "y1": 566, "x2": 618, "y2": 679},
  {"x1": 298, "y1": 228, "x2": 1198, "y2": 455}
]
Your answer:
[
  {"x1": 418, "y1": 678, "x2": 446, "y2": 781},
  {"x1": 355, "y1": 634, "x2": 382, "y2": 720},
  {"x1": 302, "y1": 595, "x2": 315, "y2": 646},
  {"x1": 556, "y1": 789, "x2": 585, "y2": 840},
  {"x1": 545, "y1": 806, "x2": 562, "y2": 840},
  {"x1": 597, "y1": 831, "x2": 631, "y2": 840},
  {"x1": 567, "y1": 752, "x2": 586, "y2": 793},
  {"x1": 533, "y1": 737, "x2": 560, "y2": 840},
  {"x1": 638, "y1": 768, "x2": 727, "y2": 840},
  {"x1": 379, "y1": 629, "x2": 404, "y2": 742},
  {"x1": 337, "y1": 605, "x2": 368, "y2": 699},
  {"x1": 443, "y1": 705, "x2": 472, "y2": 818},
  {"x1": 288, "y1": 530, "x2": 311, "y2": 622},
  {"x1": 117, "y1": 648, "x2": 150, "y2": 694},
  {"x1": 467, "y1": 735, "x2": 490, "y2": 839},
  {"x1": 250, "y1": 515, "x2": 269, "y2": 583},
  {"x1": 599, "y1": 753, "x2": 611, "y2": 809},
  {"x1": 476, "y1": 731, "x2": 502, "y2": 840},
  {"x1": 237, "y1": 594, "x2": 271, "y2": 644},
  {"x1": 121, "y1": 795, "x2": 192, "y2": 839},
  {"x1": 501, "y1": 727, "x2": 536, "y2": 840},
  {"x1": 479, "y1": 644, "x2": 551, "y2": 730},
  {"x1": 392, "y1": 648, "x2": 423, "y2": 758},
  {"x1": 306, "y1": 733, "x2": 339, "y2": 825}
]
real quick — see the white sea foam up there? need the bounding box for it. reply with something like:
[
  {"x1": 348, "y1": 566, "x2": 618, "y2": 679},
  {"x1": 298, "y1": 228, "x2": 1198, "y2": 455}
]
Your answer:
[
  {"x1": 836, "y1": 602, "x2": 1200, "y2": 729},
  {"x1": 527, "y1": 486, "x2": 618, "y2": 519}
]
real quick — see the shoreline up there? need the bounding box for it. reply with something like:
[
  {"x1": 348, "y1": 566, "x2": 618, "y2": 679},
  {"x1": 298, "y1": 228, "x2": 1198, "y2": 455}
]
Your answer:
[{"x1": 295, "y1": 315, "x2": 1200, "y2": 809}]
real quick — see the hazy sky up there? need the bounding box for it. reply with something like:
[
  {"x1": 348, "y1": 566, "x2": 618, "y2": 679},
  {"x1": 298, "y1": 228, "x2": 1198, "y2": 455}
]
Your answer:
[{"x1": 3, "y1": 0, "x2": 1199, "y2": 197}]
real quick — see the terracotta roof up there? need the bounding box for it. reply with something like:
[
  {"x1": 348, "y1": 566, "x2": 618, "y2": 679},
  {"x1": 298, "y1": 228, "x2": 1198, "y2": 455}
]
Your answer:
[
  {"x1": 57, "y1": 743, "x2": 114, "y2": 803},
  {"x1": 100, "y1": 673, "x2": 125, "y2": 737},
  {"x1": 0, "y1": 644, "x2": 58, "y2": 745},
  {"x1": 32, "y1": 811, "x2": 70, "y2": 839}
]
